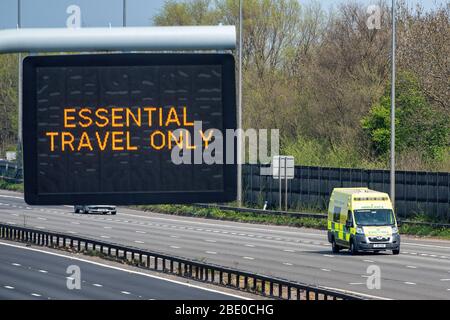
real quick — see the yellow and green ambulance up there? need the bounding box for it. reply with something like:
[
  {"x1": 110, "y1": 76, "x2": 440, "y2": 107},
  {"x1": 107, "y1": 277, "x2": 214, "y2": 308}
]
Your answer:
[{"x1": 327, "y1": 188, "x2": 400, "y2": 255}]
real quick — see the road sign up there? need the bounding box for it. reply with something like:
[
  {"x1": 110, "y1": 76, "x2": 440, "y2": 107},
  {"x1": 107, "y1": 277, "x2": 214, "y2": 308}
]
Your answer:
[
  {"x1": 272, "y1": 156, "x2": 294, "y2": 179},
  {"x1": 22, "y1": 53, "x2": 237, "y2": 205},
  {"x1": 272, "y1": 155, "x2": 294, "y2": 211}
]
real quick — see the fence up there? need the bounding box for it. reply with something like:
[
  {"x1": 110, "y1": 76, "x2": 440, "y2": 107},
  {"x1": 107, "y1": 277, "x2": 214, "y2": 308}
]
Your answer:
[
  {"x1": 243, "y1": 164, "x2": 450, "y2": 220},
  {"x1": 0, "y1": 223, "x2": 364, "y2": 300},
  {"x1": 0, "y1": 160, "x2": 22, "y2": 183}
]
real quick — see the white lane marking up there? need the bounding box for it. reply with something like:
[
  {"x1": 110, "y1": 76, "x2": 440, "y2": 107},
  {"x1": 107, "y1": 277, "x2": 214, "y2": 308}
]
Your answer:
[
  {"x1": 245, "y1": 244, "x2": 255, "y2": 248},
  {"x1": 323, "y1": 254, "x2": 334, "y2": 258},
  {"x1": 283, "y1": 262, "x2": 293, "y2": 266},
  {"x1": 2, "y1": 240, "x2": 250, "y2": 300},
  {"x1": 349, "y1": 283, "x2": 364, "y2": 285},
  {"x1": 6, "y1": 222, "x2": 16, "y2": 225},
  {"x1": 103, "y1": 226, "x2": 112, "y2": 229},
  {"x1": 440, "y1": 279, "x2": 450, "y2": 281},
  {"x1": 92, "y1": 284, "x2": 103, "y2": 287},
  {"x1": 11, "y1": 213, "x2": 19, "y2": 216},
  {"x1": 67, "y1": 231, "x2": 77, "y2": 234},
  {"x1": 12, "y1": 263, "x2": 21, "y2": 266},
  {"x1": 170, "y1": 246, "x2": 180, "y2": 249},
  {"x1": 403, "y1": 242, "x2": 450, "y2": 250},
  {"x1": 4, "y1": 286, "x2": 14, "y2": 289},
  {"x1": 135, "y1": 230, "x2": 146, "y2": 234},
  {"x1": 35, "y1": 226, "x2": 45, "y2": 229},
  {"x1": 134, "y1": 241, "x2": 145, "y2": 244},
  {"x1": 283, "y1": 249, "x2": 295, "y2": 253},
  {"x1": 170, "y1": 236, "x2": 179, "y2": 238},
  {"x1": 0, "y1": 194, "x2": 27, "y2": 199},
  {"x1": 321, "y1": 269, "x2": 331, "y2": 272},
  {"x1": 206, "y1": 251, "x2": 217, "y2": 255},
  {"x1": 71, "y1": 222, "x2": 80, "y2": 225},
  {"x1": 121, "y1": 291, "x2": 131, "y2": 295},
  {"x1": 100, "y1": 235, "x2": 110, "y2": 239},
  {"x1": 363, "y1": 260, "x2": 374, "y2": 263},
  {"x1": 31, "y1": 293, "x2": 41, "y2": 297},
  {"x1": 38, "y1": 270, "x2": 48, "y2": 273},
  {"x1": 242, "y1": 256, "x2": 254, "y2": 260},
  {"x1": 205, "y1": 240, "x2": 216, "y2": 243},
  {"x1": 37, "y1": 217, "x2": 47, "y2": 221},
  {"x1": 113, "y1": 210, "x2": 325, "y2": 238},
  {"x1": 406, "y1": 266, "x2": 417, "y2": 269},
  {"x1": 404, "y1": 282, "x2": 416, "y2": 285}
]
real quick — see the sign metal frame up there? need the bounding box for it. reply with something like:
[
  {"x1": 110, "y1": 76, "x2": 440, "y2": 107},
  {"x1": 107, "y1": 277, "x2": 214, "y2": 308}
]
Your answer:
[{"x1": 23, "y1": 53, "x2": 237, "y2": 205}]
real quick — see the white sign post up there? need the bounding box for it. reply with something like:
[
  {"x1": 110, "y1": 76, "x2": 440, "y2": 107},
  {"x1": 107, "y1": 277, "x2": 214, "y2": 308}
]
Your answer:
[{"x1": 272, "y1": 156, "x2": 294, "y2": 211}]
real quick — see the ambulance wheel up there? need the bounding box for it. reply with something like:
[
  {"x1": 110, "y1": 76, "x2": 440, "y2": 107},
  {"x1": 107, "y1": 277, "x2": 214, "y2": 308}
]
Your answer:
[
  {"x1": 392, "y1": 249, "x2": 400, "y2": 255},
  {"x1": 350, "y1": 240, "x2": 359, "y2": 255},
  {"x1": 331, "y1": 239, "x2": 341, "y2": 253}
]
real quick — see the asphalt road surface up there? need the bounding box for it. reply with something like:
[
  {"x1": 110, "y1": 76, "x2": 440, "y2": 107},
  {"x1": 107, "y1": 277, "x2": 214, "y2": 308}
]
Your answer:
[
  {"x1": 0, "y1": 241, "x2": 243, "y2": 300},
  {"x1": 1, "y1": 190, "x2": 450, "y2": 300}
]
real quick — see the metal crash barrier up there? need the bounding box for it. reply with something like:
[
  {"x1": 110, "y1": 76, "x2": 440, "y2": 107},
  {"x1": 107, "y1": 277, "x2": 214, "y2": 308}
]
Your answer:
[{"x1": 0, "y1": 223, "x2": 365, "y2": 300}]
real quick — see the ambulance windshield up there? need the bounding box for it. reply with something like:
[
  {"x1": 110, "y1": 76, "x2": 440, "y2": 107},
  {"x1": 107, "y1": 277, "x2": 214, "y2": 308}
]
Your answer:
[{"x1": 354, "y1": 209, "x2": 395, "y2": 226}]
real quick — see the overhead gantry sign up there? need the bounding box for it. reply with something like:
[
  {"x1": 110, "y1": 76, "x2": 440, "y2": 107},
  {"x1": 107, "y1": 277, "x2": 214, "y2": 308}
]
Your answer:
[{"x1": 0, "y1": 26, "x2": 238, "y2": 205}]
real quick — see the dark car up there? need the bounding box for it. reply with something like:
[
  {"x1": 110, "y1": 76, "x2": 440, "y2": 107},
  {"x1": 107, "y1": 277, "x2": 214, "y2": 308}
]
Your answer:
[{"x1": 74, "y1": 205, "x2": 116, "y2": 215}]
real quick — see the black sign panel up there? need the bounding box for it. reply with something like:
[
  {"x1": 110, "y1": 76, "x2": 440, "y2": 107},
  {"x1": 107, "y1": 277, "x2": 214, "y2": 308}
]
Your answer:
[{"x1": 23, "y1": 53, "x2": 237, "y2": 205}]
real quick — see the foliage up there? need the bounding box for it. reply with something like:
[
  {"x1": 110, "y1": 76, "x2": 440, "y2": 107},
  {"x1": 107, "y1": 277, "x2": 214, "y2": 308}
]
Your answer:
[
  {"x1": 0, "y1": 54, "x2": 18, "y2": 157},
  {"x1": 0, "y1": 179, "x2": 23, "y2": 192},
  {"x1": 362, "y1": 72, "x2": 450, "y2": 160},
  {"x1": 153, "y1": 0, "x2": 450, "y2": 171}
]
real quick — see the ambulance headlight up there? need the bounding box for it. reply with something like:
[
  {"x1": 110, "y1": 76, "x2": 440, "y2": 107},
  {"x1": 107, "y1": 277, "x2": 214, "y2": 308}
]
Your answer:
[
  {"x1": 392, "y1": 226, "x2": 399, "y2": 234},
  {"x1": 356, "y1": 227, "x2": 364, "y2": 234}
]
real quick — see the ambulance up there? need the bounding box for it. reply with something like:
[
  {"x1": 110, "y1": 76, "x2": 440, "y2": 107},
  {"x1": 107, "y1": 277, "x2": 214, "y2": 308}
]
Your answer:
[{"x1": 327, "y1": 188, "x2": 400, "y2": 255}]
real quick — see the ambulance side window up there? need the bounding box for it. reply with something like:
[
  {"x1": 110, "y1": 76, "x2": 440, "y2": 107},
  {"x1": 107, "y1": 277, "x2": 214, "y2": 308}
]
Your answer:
[
  {"x1": 347, "y1": 210, "x2": 353, "y2": 227},
  {"x1": 333, "y1": 207, "x2": 341, "y2": 223}
]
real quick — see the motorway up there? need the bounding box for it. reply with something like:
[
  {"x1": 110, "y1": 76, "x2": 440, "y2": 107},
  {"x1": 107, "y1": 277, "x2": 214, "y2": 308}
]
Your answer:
[
  {"x1": 1, "y1": 190, "x2": 450, "y2": 300},
  {"x1": 0, "y1": 241, "x2": 242, "y2": 300}
]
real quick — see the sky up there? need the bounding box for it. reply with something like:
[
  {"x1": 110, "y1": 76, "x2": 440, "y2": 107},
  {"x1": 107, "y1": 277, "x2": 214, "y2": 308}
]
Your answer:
[{"x1": 0, "y1": 0, "x2": 447, "y2": 29}]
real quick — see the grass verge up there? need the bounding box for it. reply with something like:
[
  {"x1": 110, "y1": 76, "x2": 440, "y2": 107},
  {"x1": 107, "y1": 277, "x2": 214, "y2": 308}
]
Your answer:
[
  {"x1": 137, "y1": 204, "x2": 450, "y2": 240},
  {"x1": 138, "y1": 204, "x2": 325, "y2": 230},
  {"x1": 0, "y1": 179, "x2": 23, "y2": 192}
]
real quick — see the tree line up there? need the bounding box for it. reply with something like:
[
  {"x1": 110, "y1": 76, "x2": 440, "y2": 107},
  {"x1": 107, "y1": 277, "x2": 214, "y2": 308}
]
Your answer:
[{"x1": 154, "y1": 0, "x2": 449, "y2": 171}]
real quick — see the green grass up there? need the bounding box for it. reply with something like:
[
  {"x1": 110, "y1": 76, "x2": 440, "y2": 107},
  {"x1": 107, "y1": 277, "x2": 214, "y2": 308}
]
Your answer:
[
  {"x1": 137, "y1": 204, "x2": 327, "y2": 230},
  {"x1": 0, "y1": 179, "x2": 23, "y2": 192},
  {"x1": 399, "y1": 224, "x2": 450, "y2": 239},
  {"x1": 138, "y1": 204, "x2": 450, "y2": 240}
]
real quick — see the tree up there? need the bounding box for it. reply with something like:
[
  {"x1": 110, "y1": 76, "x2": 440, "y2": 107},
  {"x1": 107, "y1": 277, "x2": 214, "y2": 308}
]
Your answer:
[
  {"x1": 398, "y1": 1, "x2": 450, "y2": 112},
  {"x1": 361, "y1": 72, "x2": 449, "y2": 160},
  {"x1": 0, "y1": 54, "x2": 18, "y2": 157}
]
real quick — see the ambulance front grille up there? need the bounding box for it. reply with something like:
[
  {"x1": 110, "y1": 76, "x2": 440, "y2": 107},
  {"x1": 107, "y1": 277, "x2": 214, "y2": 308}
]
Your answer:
[{"x1": 368, "y1": 237, "x2": 390, "y2": 242}]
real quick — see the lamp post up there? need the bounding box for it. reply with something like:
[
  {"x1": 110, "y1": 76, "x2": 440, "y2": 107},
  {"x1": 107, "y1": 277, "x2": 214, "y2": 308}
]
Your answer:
[
  {"x1": 17, "y1": 0, "x2": 22, "y2": 167},
  {"x1": 237, "y1": 0, "x2": 243, "y2": 206},
  {"x1": 390, "y1": 0, "x2": 396, "y2": 207}
]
